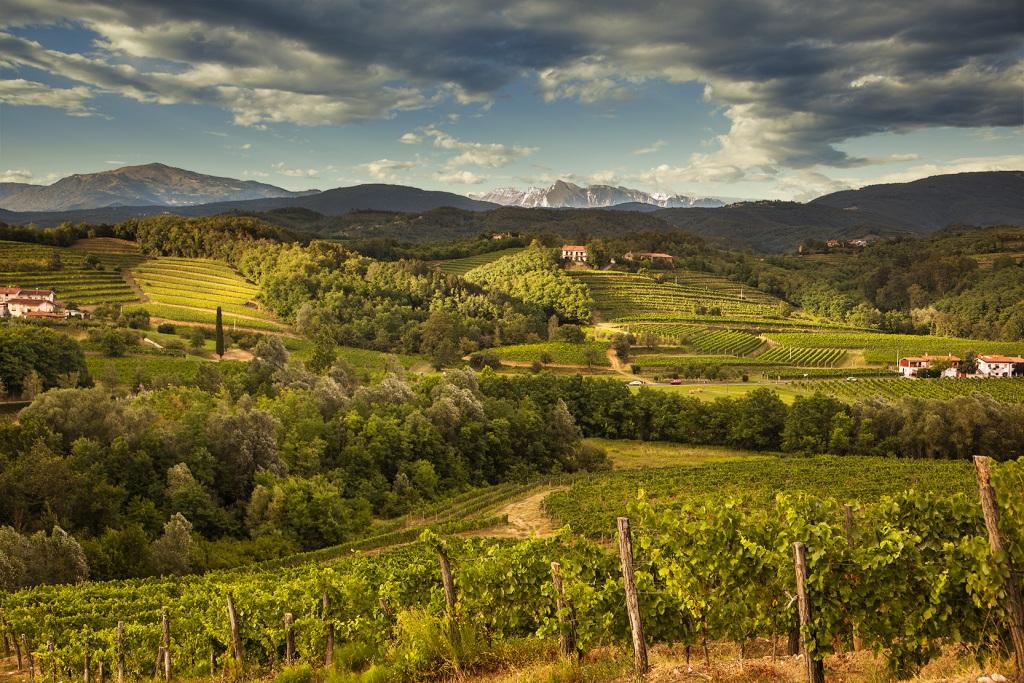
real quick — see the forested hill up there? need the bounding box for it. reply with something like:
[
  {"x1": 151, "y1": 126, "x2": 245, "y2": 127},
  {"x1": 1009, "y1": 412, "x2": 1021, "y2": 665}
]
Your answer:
[{"x1": 810, "y1": 171, "x2": 1024, "y2": 231}]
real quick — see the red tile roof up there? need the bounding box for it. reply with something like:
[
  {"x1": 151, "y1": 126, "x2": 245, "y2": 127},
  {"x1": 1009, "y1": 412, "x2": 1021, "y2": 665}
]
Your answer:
[
  {"x1": 978, "y1": 354, "x2": 1024, "y2": 363},
  {"x1": 5, "y1": 298, "x2": 51, "y2": 306},
  {"x1": 17, "y1": 289, "x2": 54, "y2": 296},
  {"x1": 561, "y1": 245, "x2": 587, "y2": 251}
]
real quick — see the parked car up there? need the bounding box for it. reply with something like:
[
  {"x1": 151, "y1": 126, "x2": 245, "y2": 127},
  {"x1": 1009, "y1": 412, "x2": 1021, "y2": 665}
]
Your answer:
[
  {"x1": 627, "y1": 380, "x2": 643, "y2": 386},
  {"x1": 669, "y1": 379, "x2": 683, "y2": 385}
]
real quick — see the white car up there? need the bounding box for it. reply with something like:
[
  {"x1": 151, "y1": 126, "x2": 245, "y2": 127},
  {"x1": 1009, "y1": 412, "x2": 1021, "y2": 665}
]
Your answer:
[{"x1": 627, "y1": 380, "x2": 643, "y2": 386}]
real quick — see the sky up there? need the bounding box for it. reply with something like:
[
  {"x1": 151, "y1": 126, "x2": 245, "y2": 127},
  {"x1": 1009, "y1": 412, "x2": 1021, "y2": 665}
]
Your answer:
[{"x1": 0, "y1": 0, "x2": 1021, "y2": 201}]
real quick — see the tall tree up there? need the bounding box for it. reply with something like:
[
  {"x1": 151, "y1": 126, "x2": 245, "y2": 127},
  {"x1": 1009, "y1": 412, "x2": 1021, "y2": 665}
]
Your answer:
[{"x1": 215, "y1": 306, "x2": 225, "y2": 358}]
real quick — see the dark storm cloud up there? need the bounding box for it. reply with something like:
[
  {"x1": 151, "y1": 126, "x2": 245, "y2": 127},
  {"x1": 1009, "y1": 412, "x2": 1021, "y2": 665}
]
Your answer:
[{"x1": 0, "y1": 0, "x2": 1019, "y2": 168}]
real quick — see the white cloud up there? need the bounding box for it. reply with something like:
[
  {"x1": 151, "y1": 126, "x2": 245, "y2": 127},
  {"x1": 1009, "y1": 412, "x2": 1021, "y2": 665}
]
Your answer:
[
  {"x1": 399, "y1": 132, "x2": 422, "y2": 144},
  {"x1": 104, "y1": 160, "x2": 126, "y2": 165},
  {"x1": 242, "y1": 170, "x2": 270, "y2": 178},
  {"x1": 435, "y1": 170, "x2": 486, "y2": 184},
  {"x1": 0, "y1": 168, "x2": 34, "y2": 182},
  {"x1": 420, "y1": 126, "x2": 537, "y2": 168},
  {"x1": 632, "y1": 140, "x2": 667, "y2": 155},
  {"x1": 271, "y1": 162, "x2": 319, "y2": 178},
  {"x1": 359, "y1": 158, "x2": 418, "y2": 182},
  {"x1": 0, "y1": 78, "x2": 97, "y2": 117}
]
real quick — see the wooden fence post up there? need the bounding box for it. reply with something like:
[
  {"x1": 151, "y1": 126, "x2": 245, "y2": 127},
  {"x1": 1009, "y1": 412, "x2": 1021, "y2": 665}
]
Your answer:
[
  {"x1": 322, "y1": 594, "x2": 334, "y2": 666},
  {"x1": 116, "y1": 622, "x2": 125, "y2": 683},
  {"x1": 974, "y1": 456, "x2": 1024, "y2": 676},
  {"x1": 793, "y1": 542, "x2": 825, "y2": 683},
  {"x1": 225, "y1": 593, "x2": 244, "y2": 670},
  {"x1": 550, "y1": 562, "x2": 578, "y2": 660},
  {"x1": 47, "y1": 637, "x2": 55, "y2": 683},
  {"x1": 154, "y1": 648, "x2": 164, "y2": 679},
  {"x1": 13, "y1": 627, "x2": 23, "y2": 671},
  {"x1": 161, "y1": 607, "x2": 171, "y2": 682},
  {"x1": 438, "y1": 549, "x2": 458, "y2": 641},
  {"x1": 617, "y1": 517, "x2": 648, "y2": 676},
  {"x1": 842, "y1": 504, "x2": 861, "y2": 651},
  {"x1": 97, "y1": 661, "x2": 104, "y2": 683},
  {"x1": 21, "y1": 634, "x2": 35, "y2": 683},
  {"x1": 283, "y1": 613, "x2": 295, "y2": 665},
  {"x1": 83, "y1": 627, "x2": 91, "y2": 683}
]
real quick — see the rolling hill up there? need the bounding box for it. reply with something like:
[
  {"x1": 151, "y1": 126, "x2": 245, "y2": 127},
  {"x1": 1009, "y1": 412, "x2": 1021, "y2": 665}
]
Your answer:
[
  {"x1": 810, "y1": 170, "x2": 1024, "y2": 231},
  {"x1": 0, "y1": 163, "x2": 311, "y2": 212}
]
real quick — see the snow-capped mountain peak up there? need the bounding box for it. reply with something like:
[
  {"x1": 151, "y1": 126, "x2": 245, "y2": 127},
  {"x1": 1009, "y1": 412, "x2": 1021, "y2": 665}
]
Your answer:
[{"x1": 471, "y1": 180, "x2": 724, "y2": 209}]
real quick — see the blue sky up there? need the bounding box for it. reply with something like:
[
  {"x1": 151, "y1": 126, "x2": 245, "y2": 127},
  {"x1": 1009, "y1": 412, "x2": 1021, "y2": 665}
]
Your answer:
[{"x1": 0, "y1": 1, "x2": 1020, "y2": 201}]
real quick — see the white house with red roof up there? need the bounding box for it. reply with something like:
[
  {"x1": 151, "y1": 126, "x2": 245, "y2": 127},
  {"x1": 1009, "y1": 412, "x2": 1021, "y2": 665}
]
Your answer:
[
  {"x1": 561, "y1": 245, "x2": 588, "y2": 262},
  {"x1": 897, "y1": 354, "x2": 960, "y2": 378},
  {"x1": 0, "y1": 287, "x2": 62, "y2": 318},
  {"x1": 976, "y1": 354, "x2": 1024, "y2": 378}
]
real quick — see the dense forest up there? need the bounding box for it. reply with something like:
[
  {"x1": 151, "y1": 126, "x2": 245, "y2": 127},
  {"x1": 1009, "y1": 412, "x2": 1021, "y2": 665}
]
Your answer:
[{"x1": 0, "y1": 335, "x2": 605, "y2": 584}]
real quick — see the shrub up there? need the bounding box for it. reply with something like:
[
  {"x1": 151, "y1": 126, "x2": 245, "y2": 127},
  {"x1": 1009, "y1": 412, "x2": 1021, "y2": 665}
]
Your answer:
[
  {"x1": 272, "y1": 665, "x2": 312, "y2": 683},
  {"x1": 156, "y1": 323, "x2": 176, "y2": 334}
]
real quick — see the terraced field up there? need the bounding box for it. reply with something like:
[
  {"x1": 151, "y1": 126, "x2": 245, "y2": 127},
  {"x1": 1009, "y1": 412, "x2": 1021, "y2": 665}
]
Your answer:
[
  {"x1": 572, "y1": 270, "x2": 783, "y2": 322},
  {"x1": 758, "y1": 345, "x2": 846, "y2": 367},
  {"x1": 438, "y1": 248, "x2": 524, "y2": 275},
  {"x1": 765, "y1": 331, "x2": 1024, "y2": 364},
  {"x1": 796, "y1": 377, "x2": 1024, "y2": 404},
  {"x1": 0, "y1": 239, "x2": 143, "y2": 305},
  {"x1": 131, "y1": 257, "x2": 288, "y2": 332},
  {"x1": 685, "y1": 328, "x2": 764, "y2": 355}
]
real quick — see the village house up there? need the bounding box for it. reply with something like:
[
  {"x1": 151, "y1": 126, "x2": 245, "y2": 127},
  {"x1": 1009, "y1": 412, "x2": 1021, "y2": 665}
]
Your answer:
[
  {"x1": 0, "y1": 287, "x2": 65, "y2": 318},
  {"x1": 561, "y1": 245, "x2": 588, "y2": 262},
  {"x1": 897, "y1": 354, "x2": 960, "y2": 378},
  {"x1": 976, "y1": 354, "x2": 1024, "y2": 378},
  {"x1": 624, "y1": 251, "x2": 675, "y2": 265}
]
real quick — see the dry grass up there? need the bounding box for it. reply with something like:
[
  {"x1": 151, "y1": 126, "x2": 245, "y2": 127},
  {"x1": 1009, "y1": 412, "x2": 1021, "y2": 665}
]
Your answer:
[{"x1": 588, "y1": 438, "x2": 768, "y2": 470}]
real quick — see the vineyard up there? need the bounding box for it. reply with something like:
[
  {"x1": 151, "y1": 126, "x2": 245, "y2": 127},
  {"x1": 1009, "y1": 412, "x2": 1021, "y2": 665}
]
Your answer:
[
  {"x1": 84, "y1": 354, "x2": 207, "y2": 385},
  {"x1": 437, "y1": 248, "x2": 523, "y2": 275},
  {"x1": 2, "y1": 458, "x2": 1019, "y2": 682},
  {"x1": 571, "y1": 270, "x2": 782, "y2": 322},
  {"x1": 795, "y1": 377, "x2": 1024, "y2": 404},
  {"x1": 130, "y1": 258, "x2": 288, "y2": 332},
  {"x1": 765, "y1": 331, "x2": 1024, "y2": 365},
  {"x1": 489, "y1": 341, "x2": 611, "y2": 366},
  {"x1": 0, "y1": 239, "x2": 142, "y2": 305},
  {"x1": 758, "y1": 346, "x2": 846, "y2": 367}
]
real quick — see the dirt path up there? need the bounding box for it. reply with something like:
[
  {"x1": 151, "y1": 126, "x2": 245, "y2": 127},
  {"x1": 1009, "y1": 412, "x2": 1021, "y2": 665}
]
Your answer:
[
  {"x1": 121, "y1": 267, "x2": 147, "y2": 303},
  {"x1": 607, "y1": 348, "x2": 650, "y2": 383},
  {"x1": 468, "y1": 486, "x2": 569, "y2": 539}
]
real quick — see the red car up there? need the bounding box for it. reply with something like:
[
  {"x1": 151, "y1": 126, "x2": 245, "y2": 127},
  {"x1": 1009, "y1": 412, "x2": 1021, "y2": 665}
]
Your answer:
[{"x1": 669, "y1": 379, "x2": 683, "y2": 385}]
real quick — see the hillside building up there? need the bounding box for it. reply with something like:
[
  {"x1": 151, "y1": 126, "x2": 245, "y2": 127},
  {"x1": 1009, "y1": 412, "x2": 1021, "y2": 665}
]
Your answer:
[
  {"x1": 897, "y1": 354, "x2": 960, "y2": 378},
  {"x1": 976, "y1": 354, "x2": 1024, "y2": 378},
  {"x1": 561, "y1": 245, "x2": 588, "y2": 262},
  {"x1": 0, "y1": 287, "x2": 68, "y2": 318},
  {"x1": 624, "y1": 251, "x2": 674, "y2": 265}
]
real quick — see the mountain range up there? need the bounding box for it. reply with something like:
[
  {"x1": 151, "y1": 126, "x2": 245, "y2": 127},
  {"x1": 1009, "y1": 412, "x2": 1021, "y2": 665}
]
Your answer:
[
  {"x1": 0, "y1": 164, "x2": 1020, "y2": 252},
  {"x1": 0, "y1": 163, "x2": 314, "y2": 212},
  {"x1": 472, "y1": 180, "x2": 724, "y2": 208}
]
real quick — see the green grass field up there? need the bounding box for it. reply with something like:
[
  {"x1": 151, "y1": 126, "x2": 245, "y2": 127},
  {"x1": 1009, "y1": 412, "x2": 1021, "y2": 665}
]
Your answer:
[
  {"x1": 438, "y1": 248, "x2": 524, "y2": 275},
  {"x1": 85, "y1": 353, "x2": 207, "y2": 384}
]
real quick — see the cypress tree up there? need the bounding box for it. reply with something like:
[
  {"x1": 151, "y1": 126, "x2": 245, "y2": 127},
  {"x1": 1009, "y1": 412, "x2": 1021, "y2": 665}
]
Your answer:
[{"x1": 215, "y1": 306, "x2": 225, "y2": 358}]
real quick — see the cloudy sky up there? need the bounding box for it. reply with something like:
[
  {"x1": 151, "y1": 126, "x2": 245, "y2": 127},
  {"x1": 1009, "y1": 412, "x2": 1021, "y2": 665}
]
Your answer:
[{"x1": 0, "y1": 0, "x2": 1020, "y2": 200}]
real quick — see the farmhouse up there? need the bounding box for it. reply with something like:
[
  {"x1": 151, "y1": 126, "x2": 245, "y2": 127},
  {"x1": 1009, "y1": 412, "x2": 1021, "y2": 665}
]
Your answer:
[
  {"x1": 976, "y1": 354, "x2": 1024, "y2": 378},
  {"x1": 897, "y1": 354, "x2": 960, "y2": 378},
  {"x1": 561, "y1": 245, "x2": 588, "y2": 262},
  {"x1": 0, "y1": 287, "x2": 65, "y2": 318},
  {"x1": 624, "y1": 251, "x2": 675, "y2": 265}
]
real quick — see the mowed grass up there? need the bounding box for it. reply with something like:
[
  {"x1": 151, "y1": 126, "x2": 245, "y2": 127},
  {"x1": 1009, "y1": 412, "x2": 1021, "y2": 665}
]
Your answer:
[
  {"x1": 490, "y1": 340, "x2": 611, "y2": 366},
  {"x1": 590, "y1": 437, "x2": 768, "y2": 469},
  {"x1": 132, "y1": 257, "x2": 288, "y2": 332},
  {"x1": 0, "y1": 239, "x2": 143, "y2": 305},
  {"x1": 438, "y1": 248, "x2": 524, "y2": 275},
  {"x1": 636, "y1": 382, "x2": 809, "y2": 404}
]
